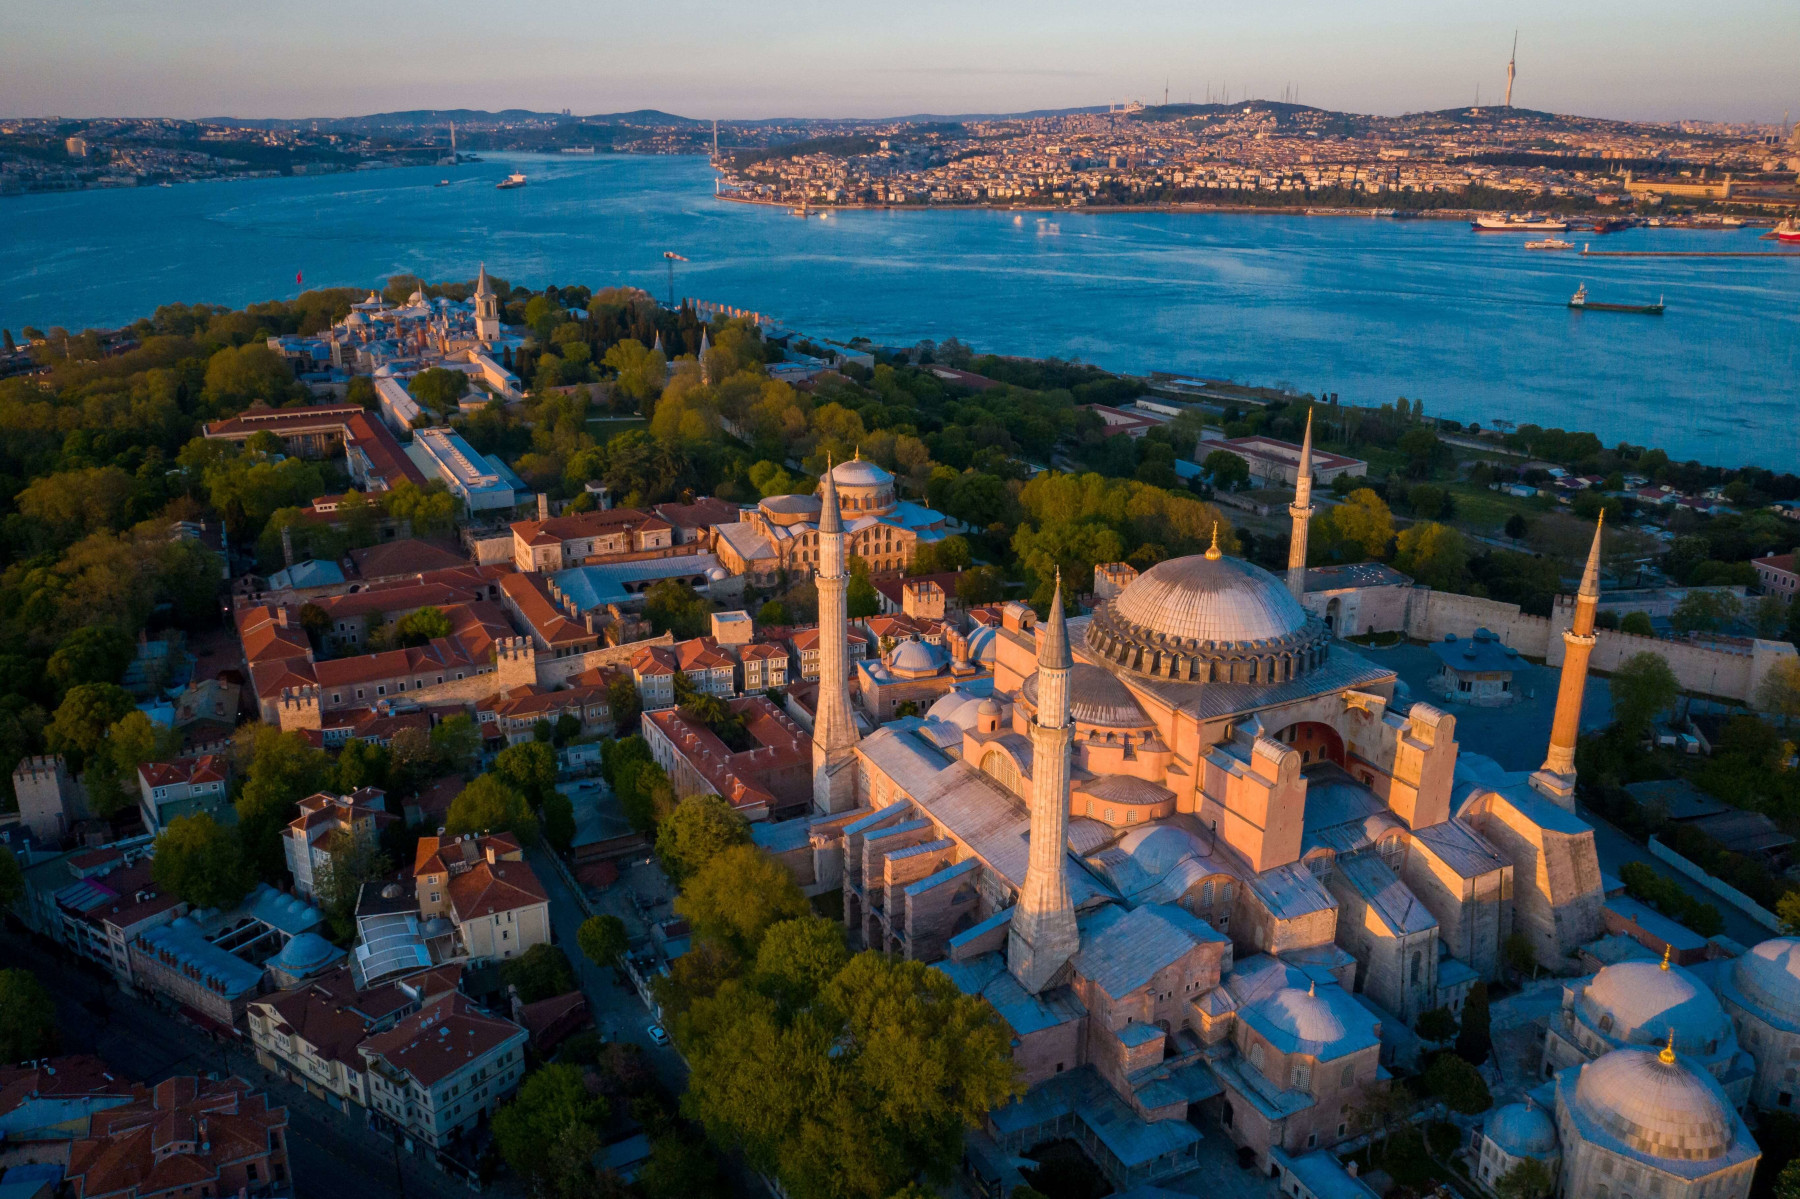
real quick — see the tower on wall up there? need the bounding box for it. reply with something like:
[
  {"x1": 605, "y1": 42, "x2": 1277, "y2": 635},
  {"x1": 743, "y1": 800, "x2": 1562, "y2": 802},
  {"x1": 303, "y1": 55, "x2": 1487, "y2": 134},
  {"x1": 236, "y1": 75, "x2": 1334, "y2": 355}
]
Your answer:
[
  {"x1": 811, "y1": 462, "x2": 862, "y2": 814},
  {"x1": 1286, "y1": 407, "x2": 1315, "y2": 601},
  {"x1": 474, "y1": 264, "x2": 501, "y2": 344},
  {"x1": 1533, "y1": 514, "x2": 1603, "y2": 807},
  {"x1": 1007, "y1": 574, "x2": 1081, "y2": 994}
]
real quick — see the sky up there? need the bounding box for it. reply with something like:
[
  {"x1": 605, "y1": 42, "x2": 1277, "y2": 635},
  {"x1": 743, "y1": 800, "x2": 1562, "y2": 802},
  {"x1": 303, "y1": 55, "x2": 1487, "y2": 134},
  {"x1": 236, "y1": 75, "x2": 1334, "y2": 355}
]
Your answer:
[{"x1": 2, "y1": 0, "x2": 1795, "y2": 125}]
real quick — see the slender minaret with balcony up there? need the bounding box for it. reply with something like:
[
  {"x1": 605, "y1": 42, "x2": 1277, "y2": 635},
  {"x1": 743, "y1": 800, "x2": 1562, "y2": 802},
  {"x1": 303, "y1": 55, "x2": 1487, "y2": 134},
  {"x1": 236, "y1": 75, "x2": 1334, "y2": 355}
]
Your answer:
[
  {"x1": 1533, "y1": 513, "x2": 1604, "y2": 807},
  {"x1": 1008, "y1": 574, "x2": 1080, "y2": 995},
  {"x1": 811, "y1": 460, "x2": 862, "y2": 815},
  {"x1": 1286, "y1": 407, "x2": 1315, "y2": 600}
]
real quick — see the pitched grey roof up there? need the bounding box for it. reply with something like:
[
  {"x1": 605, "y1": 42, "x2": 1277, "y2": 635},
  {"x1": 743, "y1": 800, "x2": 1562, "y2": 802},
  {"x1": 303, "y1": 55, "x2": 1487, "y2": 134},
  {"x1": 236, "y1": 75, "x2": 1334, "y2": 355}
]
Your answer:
[
  {"x1": 1410, "y1": 818, "x2": 1508, "y2": 880},
  {"x1": 1071, "y1": 903, "x2": 1229, "y2": 1001},
  {"x1": 1334, "y1": 853, "x2": 1438, "y2": 937}
]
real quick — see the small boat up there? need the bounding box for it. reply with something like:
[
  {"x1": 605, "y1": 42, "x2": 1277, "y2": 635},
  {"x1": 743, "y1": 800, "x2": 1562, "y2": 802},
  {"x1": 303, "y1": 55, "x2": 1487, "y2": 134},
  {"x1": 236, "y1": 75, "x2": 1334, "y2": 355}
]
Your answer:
[
  {"x1": 435, "y1": 179, "x2": 450, "y2": 187},
  {"x1": 1568, "y1": 283, "x2": 1663, "y2": 315},
  {"x1": 1525, "y1": 238, "x2": 1574, "y2": 251},
  {"x1": 495, "y1": 172, "x2": 527, "y2": 190},
  {"x1": 1775, "y1": 220, "x2": 1800, "y2": 244}
]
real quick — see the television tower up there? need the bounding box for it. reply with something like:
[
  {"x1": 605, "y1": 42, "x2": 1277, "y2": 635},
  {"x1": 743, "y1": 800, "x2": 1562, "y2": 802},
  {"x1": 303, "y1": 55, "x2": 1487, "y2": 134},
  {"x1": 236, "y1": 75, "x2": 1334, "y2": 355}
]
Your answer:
[{"x1": 1505, "y1": 31, "x2": 1517, "y2": 108}]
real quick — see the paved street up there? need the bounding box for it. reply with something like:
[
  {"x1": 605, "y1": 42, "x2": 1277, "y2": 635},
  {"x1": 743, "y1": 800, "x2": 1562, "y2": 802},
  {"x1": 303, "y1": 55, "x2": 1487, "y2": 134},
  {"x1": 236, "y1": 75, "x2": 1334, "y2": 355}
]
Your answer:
[{"x1": 2, "y1": 927, "x2": 477, "y2": 1199}]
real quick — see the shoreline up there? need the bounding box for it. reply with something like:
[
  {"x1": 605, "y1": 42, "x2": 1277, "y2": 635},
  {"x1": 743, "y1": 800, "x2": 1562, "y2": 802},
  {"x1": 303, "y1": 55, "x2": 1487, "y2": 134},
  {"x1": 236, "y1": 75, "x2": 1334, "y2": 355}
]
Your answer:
[{"x1": 714, "y1": 191, "x2": 1499, "y2": 221}]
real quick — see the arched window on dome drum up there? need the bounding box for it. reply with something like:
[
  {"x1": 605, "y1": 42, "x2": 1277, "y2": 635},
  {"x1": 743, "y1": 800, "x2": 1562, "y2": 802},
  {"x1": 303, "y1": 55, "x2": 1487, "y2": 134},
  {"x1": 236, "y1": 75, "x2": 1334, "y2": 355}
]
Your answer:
[{"x1": 980, "y1": 749, "x2": 1019, "y2": 795}]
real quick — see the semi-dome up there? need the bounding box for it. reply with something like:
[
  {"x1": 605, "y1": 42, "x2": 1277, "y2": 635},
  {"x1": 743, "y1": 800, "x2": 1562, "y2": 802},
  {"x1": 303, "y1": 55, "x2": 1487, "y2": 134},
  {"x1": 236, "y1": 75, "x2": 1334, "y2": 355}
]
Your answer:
[
  {"x1": 1731, "y1": 937, "x2": 1800, "y2": 1026},
  {"x1": 1022, "y1": 663, "x2": 1151, "y2": 728},
  {"x1": 1084, "y1": 548, "x2": 1331, "y2": 684},
  {"x1": 1486, "y1": 1102, "x2": 1557, "y2": 1159},
  {"x1": 1580, "y1": 959, "x2": 1732, "y2": 1055},
  {"x1": 1574, "y1": 1047, "x2": 1736, "y2": 1160}
]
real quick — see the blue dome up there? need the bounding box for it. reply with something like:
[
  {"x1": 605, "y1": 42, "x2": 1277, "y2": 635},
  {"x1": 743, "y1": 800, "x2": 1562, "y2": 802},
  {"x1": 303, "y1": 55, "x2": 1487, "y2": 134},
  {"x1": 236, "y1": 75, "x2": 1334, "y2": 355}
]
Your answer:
[
  {"x1": 271, "y1": 932, "x2": 341, "y2": 974},
  {"x1": 1485, "y1": 1102, "x2": 1557, "y2": 1158}
]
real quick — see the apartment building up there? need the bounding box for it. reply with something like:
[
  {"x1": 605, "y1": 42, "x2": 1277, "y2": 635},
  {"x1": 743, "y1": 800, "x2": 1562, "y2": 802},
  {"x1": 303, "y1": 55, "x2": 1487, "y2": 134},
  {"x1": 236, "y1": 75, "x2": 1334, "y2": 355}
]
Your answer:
[
  {"x1": 359, "y1": 995, "x2": 528, "y2": 1149},
  {"x1": 282, "y1": 789, "x2": 393, "y2": 901},
  {"x1": 412, "y1": 833, "x2": 551, "y2": 961},
  {"x1": 247, "y1": 965, "x2": 416, "y2": 1112},
  {"x1": 509, "y1": 507, "x2": 674, "y2": 573},
  {"x1": 137, "y1": 754, "x2": 231, "y2": 835}
]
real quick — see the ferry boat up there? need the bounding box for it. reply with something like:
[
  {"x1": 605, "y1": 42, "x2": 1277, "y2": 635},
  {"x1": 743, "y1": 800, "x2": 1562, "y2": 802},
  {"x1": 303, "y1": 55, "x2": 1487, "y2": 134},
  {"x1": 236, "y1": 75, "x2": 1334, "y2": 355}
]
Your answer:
[
  {"x1": 1525, "y1": 238, "x2": 1574, "y2": 251},
  {"x1": 1472, "y1": 213, "x2": 1569, "y2": 232},
  {"x1": 495, "y1": 172, "x2": 527, "y2": 190},
  {"x1": 1568, "y1": 283, "x2": 1663, "y2": 315},
  {"x1": 435, "y1": 179, "x2": 450, "y2": 187},
  {"x1": 1774, "y1": 220, "x2": 1800, "y2": 244}
]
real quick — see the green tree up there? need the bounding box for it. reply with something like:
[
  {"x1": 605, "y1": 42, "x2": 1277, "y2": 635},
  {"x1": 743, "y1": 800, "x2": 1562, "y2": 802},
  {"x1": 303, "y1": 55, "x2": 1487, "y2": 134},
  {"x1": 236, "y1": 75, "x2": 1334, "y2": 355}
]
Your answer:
[
  {"x1": 1398, "y1": 427, "x2": 1442, "y2": 477},
  {"x1": 152, "y1": 813, "x2": 252, "y2": 910},
  {"x1": 643, "y1": 579, "x2": 713, "y2": 639},
  {"x1": 1611, "y1": 651, "x2": 1680, "y2": 741},
  {"x1": 847, "y1": 574, "x2": 881, "y2": 619},
  {"x1": 1494, "y1": 1157, "x2": 1556, "y2": 1199},
  {"x1": 676, "y1": 845, "x2": 808, "y2": 955},
  {"x1": 312, "y1": 826, "x2": 391, "y2": 942},
  {"x1": 391, "y1": 606, "x2": 453, "y2": 647},
  {"x1": 542, "y1": 793, "x2": 576, "y2": 853},
  {"x1": 409, "y1": 367, "x2": 470, "y2": 415},
  {"x1": 604, "y1": 339, "x2": 669, "y2": 408},
  {"x1": 1757, "y1": 657, "x2": 1800, "y2": 727},
  {"x1": 44, "y1": 683, "x2": 134, "y2": 771},
  {"x1": 0, "y1": 970, "x2": 57, "y2": 1062},
  {"x1": 333, "y1": 738, "x2": 392, "y2": 792},
  {"x1": 1672, "y1": 589, "x2": 1742, "y2": 635},
  {"x1": 753, "y1": 916, "x2": 850, "y2": 1012},
  {"x1": 495, "y1": 741, "x2": 558, "y2": 810},
  {"x1": 1424, "y1": 1051, "x2": 1492, "y2": 1113},
  {"x1": 1394, "y1": 522, "x2": 1470, "y2": 591},
  {"x1": 1504, "y1": 513, "x2": 1529, "y2": 541},
  {"x1": 1621, "y1": 610, "x2": 1655, "y2": 636},
  {"x1": 1455, "y1": 980, "x2": 1492, "y2": 1065},
  {"x1": 1779, "y1": 890, "x2": 1800, "y2": 935},
  {"x1": 236, "y1": 726, "x2": 333, "y2": 882},
  {"x1": 491, "y1": 1064, "x2": 608, "y2": 1194},
  {"x1": 1415, "y1": 1006, "x2": 1458, "y2": 1043},
  {"x1": 203, "y1": 344, "x2": 294, "y2": 407},
  {"x1": 46, "y1": 626, "x2": 135, "y2": 695},
  {"x1": 430, "y1": 713, "x2": 482, "y2": 776},
  {"x1": 638, "y1": 1133, "x2": 725, "y2": 1199},
  {"x1": 381, "y1": 481, "x2": 459, "y2": 540},
  {"x1": 1313, "y1": 489, "x2": 1394, "y2": 561},
  {"x1": 445, "y1": 775, "x2": 538, "y2": 844},
  {"x1": 500, "y1": 943, "x2": 578, "y2": 1003},
  {"x1": 657, "y1": 794, "x2": 751, "y2": 882},
  {"x1": 607, "y1": 674, "x2": 642, "y2": 735},
  {"x1": 578, "y1": 914, "x2": 629, "y2": 969},
  {"x1": 1201, "y1": 450, "x2": 1249, "y2": 491},
  {"x1": 756, "y1": 599, "x2": 789, "y2": 627}
]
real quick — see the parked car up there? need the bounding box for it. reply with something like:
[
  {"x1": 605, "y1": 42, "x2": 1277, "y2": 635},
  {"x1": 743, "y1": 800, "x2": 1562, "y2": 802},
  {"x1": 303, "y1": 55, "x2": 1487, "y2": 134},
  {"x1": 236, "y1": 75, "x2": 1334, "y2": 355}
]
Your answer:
[{"x1": 647, "y1": 1024, "x2": 671, "y2": 1047}]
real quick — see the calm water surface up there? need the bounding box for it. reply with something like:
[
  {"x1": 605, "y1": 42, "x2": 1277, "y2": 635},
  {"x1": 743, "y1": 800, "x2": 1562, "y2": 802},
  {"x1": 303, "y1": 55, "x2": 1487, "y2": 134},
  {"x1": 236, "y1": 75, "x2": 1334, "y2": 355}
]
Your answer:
[{"x1": 4, "y1": 154, "x2": 1796, "y2": 468}]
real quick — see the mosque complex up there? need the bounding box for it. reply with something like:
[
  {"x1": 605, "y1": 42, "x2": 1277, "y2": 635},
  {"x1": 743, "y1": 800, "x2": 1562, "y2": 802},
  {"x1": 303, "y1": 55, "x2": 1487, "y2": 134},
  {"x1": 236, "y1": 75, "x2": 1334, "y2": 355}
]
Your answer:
[{"x1": 755, "y1": 413, "x2": 1796, "y2": 1195}]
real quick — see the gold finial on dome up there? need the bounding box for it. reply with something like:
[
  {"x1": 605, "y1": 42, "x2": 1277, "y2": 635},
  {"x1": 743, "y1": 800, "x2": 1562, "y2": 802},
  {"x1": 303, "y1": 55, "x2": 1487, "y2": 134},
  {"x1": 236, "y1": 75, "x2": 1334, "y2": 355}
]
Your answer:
[
  {"x1": 1661, "y1": 944, "x2": 1672, "y2": 971},
  {"x1": 1660, "y1": 1028, "x2": 1677, "y2": 1065},
  {"x1": 854, "y1": 445, "x2": 860, "y2": 461},
  {"x1": 1205, "y1": 522, "x2": 1222, "y2": 560},
  {"x1": 1307, "y1": 978, "x2": 1316, "y2": 997}
]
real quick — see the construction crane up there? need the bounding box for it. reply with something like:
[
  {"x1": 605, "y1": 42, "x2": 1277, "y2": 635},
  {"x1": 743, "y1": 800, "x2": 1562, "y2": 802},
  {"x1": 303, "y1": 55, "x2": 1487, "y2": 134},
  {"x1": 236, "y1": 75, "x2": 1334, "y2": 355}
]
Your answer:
[{"x1": 662, "y1": 251, "x2": 688, "y2": 310}]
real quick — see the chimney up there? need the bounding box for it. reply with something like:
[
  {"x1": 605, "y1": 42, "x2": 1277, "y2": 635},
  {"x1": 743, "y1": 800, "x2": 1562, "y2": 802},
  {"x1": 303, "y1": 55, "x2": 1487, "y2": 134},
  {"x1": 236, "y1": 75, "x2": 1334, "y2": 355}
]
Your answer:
[
  {"x1": 281, "y1": 524, "x2": 295, "y2": 568},
  {"x1": 1346, "y1": 1162, "x2": 1359, "y2": 1179},
  {"x1": 537, "y1": 493, "x2": 549, "y2": 521},
  {"x1": 276, "y1": 608, "x2": 289, "y2": 628}
]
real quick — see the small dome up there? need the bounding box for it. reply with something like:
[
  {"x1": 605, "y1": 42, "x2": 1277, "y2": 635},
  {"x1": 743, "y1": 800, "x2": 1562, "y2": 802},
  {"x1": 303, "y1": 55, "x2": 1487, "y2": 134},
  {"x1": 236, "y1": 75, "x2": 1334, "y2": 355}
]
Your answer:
[
  {"x1": 708, "y1": 567, "x2": 728, "y2": 582},
  {"x1": 977, "y1": 696, "x2": 1001, "y2": 717},
  {"x1": 1733, "y1": 937, "x2": 1800, "y2": 1022},
  {"x1": 887, "y1": 640, "x2": 943, "y2": 678},
  {"x1": 271, "y1": 932, "x2": 339, "y2": 974},
  {"x1": 1580, "y1": 959, "x2": 1731, "y2": 1055},
  {"x1": 1485, "y1": 1102, "x2": 1557, "y2": 1159},
  {"x1": 925, "y1": 689, "x2": 984, "y2": 729},
  {"x1": 830, "y1": 458, "x2": 893, "y2": 489},
  {"x1": 1023, "y1": 663, "x2": 1151, "y2": 729},
  {"x1": 966, "y1": 624, "x2": 999, "y2": 666},
  {"x1": 1574, "y1": 1047, "x2": 1736, "y2": 1160},
  {"x1": 1258, "y1": 987, "x2": 1346, "y2": 1048}
]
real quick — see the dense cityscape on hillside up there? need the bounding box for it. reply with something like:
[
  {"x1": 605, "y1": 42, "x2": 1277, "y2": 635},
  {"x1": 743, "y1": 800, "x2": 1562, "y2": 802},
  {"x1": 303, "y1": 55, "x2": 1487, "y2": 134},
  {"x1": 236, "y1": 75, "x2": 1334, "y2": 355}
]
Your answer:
[{"x1": 5, "y1": 101, "x2": 1798, "y2": 214}]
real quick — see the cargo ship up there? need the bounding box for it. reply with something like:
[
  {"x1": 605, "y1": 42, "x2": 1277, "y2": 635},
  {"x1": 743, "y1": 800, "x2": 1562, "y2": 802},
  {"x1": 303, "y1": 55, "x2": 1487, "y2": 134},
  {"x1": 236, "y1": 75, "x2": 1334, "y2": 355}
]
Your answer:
[
  {"x1": 495, "y1": 172, "x2": 527, "y2": 190},
  {"x1": 1525, "y1": 238, "x2": 1574, "y2": 251},
  {"x1": 1472, "y1": 213, "x2": 1569, "y2": 232},
  {"x1": 1568, "y1": 283, "x2": 1663, "y2": 314}
]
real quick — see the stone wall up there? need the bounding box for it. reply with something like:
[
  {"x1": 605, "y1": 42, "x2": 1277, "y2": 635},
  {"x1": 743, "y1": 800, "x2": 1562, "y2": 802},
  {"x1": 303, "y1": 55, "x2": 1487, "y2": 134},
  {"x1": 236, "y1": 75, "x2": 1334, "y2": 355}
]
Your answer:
[{"x1": 1403, "y1": 589, "x2": 1553, "y2": 657}]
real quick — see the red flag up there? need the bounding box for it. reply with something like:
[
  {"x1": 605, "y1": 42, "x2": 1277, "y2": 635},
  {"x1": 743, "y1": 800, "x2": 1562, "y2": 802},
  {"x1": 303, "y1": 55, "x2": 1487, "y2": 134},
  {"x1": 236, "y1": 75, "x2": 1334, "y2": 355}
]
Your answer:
[{"x1": 296, "y1": 271, "x2": 303, "y2": 286}]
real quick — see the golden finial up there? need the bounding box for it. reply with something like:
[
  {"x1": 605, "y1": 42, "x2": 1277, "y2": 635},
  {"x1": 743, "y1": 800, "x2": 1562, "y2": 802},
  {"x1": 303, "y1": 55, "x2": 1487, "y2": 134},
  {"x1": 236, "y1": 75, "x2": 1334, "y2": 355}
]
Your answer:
[
  {"x1": 1205, "y1": 522, "x2": 1223, "y2": 560},
  {"x1": 1660, "y1": 1028, "x2": 1677, "y2": 1065},
  {"x1": 1661, "y1": 943, "x2": 1671, "y2": 971},
  {"x1": 854, "y1": 445, "x2": 860, "y2": 461},
  {"x1": 1308, "y1": 978, "x2": 1316, "y2": 997}
]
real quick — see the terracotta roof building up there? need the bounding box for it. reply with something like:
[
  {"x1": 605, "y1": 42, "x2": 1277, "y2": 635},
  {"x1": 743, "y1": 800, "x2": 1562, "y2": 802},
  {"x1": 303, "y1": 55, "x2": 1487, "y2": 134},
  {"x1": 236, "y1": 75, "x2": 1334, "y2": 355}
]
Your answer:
[
  {"x1": 135, "y1": 754, "x2": 231, "y2": 836},
  {"x1": 509, "y1": 507, "x2": 674, "y2": 574},
  {"x1": 204, "y1": 404, "x2": 426, "y2": 493},
  {"x1": 282, "y1": 789, "x2": 395, "y2": 901},
  {"x1": 413, "y1": 833, "x2": 551, "y2": 962},
  {"x1": 247, "y1": 966, "x2": 415, "y2": 1112},
  {"x1": 358, "y1": 995, "x2": 528, "y2": 1149},
  {"x1": 642, "y1": 695, "x2": 813, "y2": 821},
  {"x1": 65, "y1": 1076, "x2": 289, "y2": 1199}
]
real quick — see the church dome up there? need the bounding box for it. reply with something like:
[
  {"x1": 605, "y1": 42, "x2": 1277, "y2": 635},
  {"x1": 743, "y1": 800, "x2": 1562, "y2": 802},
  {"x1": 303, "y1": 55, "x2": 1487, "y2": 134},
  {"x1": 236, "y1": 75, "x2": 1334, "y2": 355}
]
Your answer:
[
  {"x1": 1485, "y1": 1102, "x2": 1557, "y2": 1159},
  {"x1": 1084, "y1": 549, "x2": 1330, "y2": 685},
  {"x1": 1732, "y1": 937, "x2": 1800, "y2": 1024},
  {"x1": 830, "y1": 458, "x2": 893, "y2": 488},
  {"x1": 1022, "y1": 663, "x2": 1151, "y2": 729},
  {"x1": 1580, "y1": 959, "x2": 1732, "y2": 1055},
  {"x1": 1573, "y1": 1047, "x2": 1736, "y2": 1160}
]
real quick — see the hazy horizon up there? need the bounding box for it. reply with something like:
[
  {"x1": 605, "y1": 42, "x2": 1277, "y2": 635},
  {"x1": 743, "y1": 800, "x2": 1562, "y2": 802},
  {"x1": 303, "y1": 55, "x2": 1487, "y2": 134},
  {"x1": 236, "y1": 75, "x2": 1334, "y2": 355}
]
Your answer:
[{"x1": 2, "y1": 0, "x2": 1795, "y2": 126}]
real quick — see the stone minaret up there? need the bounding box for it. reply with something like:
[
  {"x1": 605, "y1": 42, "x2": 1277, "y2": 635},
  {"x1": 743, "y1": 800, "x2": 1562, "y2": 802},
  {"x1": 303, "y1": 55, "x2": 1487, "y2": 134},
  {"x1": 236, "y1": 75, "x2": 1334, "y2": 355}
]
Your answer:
[
  {"x1": 473, "y1": 264, "x2": 500, "y2": 345},
  {"x1": 1533, "y1": 513, "x2": 1603, "y2": 807},
  {"x1": 1008, "y1": 574, "x2": 1080, "y2": 995},
  {"x1": 1286, "y1": 407, "x2": 1315, "y2": 600},
  {"x1": 811, "y1": 460, "x2": 862, "y2": 815}
]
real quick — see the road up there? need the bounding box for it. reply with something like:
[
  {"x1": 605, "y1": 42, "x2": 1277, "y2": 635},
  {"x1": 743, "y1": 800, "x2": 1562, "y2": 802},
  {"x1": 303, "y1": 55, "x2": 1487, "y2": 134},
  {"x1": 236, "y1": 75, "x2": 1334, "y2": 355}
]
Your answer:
[{"x1": 2, "y1": 927, "x2": 475, "y2": 1199}]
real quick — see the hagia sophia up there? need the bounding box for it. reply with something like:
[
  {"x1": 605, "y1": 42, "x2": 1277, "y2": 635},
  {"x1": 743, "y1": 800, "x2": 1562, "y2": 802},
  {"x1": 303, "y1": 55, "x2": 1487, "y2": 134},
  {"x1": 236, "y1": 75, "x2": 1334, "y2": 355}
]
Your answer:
[{"x1": 753, "y1": 415, "x2": 1793, "y2": 1195}]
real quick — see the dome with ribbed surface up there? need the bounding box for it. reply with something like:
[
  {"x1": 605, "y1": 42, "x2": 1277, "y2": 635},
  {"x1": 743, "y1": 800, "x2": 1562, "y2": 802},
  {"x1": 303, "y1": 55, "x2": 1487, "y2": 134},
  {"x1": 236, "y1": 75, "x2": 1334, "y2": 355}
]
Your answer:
[
  {"x1": 1579, "y1": 959, "x2": 1732, "y2": 1054},
  {"x1": 1574, "y1": 1048, "x2": 1736, "y2": 1160},
  {"x1": 1485, "y1": 1102, "x2": 1558, "y2": 1159},
  {"x1": 1732, "y1": 937, "x2": 1800, "y2": 1026}
]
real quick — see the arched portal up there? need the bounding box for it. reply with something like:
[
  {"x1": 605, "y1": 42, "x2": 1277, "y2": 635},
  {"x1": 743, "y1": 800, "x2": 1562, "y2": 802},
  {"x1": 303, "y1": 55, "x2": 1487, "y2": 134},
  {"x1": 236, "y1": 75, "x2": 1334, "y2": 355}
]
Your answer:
[
  {"x1": 1325, "y1": 596, "x2": 1342, "y2": 632},
  {"x1": 1275, "y1": 720, "x2": 1345, "y2": 768}
]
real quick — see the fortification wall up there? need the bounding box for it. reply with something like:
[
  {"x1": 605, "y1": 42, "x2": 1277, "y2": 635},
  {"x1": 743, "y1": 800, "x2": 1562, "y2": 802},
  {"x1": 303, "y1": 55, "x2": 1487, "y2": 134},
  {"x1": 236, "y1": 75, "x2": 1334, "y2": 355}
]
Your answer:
[
  {"x1": 533, "y1": 634, "x2": 673, "y2": 686},
  {"x1": 1402, "y1": 589, "x2": 1552, "y2": 657}
]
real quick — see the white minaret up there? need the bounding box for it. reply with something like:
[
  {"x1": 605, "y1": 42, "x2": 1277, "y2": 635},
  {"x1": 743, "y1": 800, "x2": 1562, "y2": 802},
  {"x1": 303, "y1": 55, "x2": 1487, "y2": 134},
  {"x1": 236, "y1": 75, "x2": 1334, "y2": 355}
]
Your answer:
[
  {"x1": 1007, "y1": 574, "x2": 1080, "y2": 995},
  {"x1": 1286, "y1": 407, "x2": 1315, "y2": 600},
  {"x1": 811, "y1": 460, "x2": 862, "y2": 814},
  {"x1": 473, "y1": 264, "x2": 500, "y2": 344}
]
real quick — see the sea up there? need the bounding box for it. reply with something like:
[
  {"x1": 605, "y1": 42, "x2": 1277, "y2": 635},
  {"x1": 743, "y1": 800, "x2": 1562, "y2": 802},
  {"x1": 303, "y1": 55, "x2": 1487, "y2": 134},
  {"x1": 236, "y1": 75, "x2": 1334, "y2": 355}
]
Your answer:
[{"x1": 3, "y1": 153, "x2": 1797, "y2": 470}]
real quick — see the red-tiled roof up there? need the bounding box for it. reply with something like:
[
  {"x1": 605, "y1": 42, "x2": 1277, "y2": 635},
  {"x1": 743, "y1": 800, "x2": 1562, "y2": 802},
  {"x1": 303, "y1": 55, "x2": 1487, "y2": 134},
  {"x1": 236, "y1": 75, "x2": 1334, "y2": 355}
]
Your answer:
[
  {"x1": 642, "y1": 696, "x2": 812, "y2": 814},
  {"x1": 137, "y1": 753, "x2": 226, "y2": 788},
  {"x1": 653, "y1": 497, "x2": 742, "y2": 531},
  {"x1": 509, "y1": 507, "x2": 669, "y2": 545},
  {"x1": 412, "y1": 832, "x2": 522, "y2": 879},
  {"x1": 358, "y1": 995, "x2": 524, "y2": 1087},
  {"x1": 499, "y1": 573, "x2": 592, "y2": 647},
  {"x1": 251, "y1": 966, "x2": 412, "y2": 1070},
  {"x1": 68, "y1": 1075, "x2": 286, "y2": 1199},
  {"x1": 349, "y1": 539, "x2": 469, "y2": 580},
  {"x1": 447, "y1": 859, "x2": 548, "y2": 921}
]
